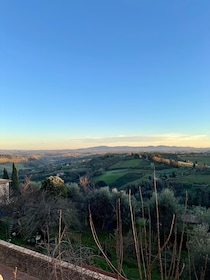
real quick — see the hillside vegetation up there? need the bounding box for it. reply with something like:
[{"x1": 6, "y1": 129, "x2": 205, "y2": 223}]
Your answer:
[{"x1": 1, "y1": 150, "x2": 210, "y2": 279}]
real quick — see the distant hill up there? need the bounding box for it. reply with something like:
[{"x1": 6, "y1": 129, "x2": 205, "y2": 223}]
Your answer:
[
  {"x1": 69, "y1": 145, "x2": 210, "y2": 154},
  {"x1": 0, "y1": 145, "x2": 210, "y2": 156}
]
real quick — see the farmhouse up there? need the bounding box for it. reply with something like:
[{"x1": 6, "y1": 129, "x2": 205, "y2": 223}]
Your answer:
[{"x1": 0, "y1": 179, "x2": 11, "y2": 204}]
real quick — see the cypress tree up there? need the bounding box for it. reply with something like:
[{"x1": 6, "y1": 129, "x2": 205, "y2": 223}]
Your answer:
[
  {"x1": 2, "y1": 168, "x2": 9, "y2": 179},
  {"x1": 11, "y1": 163, "x2": 20, "y2": 194}
]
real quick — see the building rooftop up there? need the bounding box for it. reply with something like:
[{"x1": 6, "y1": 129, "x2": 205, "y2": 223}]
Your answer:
[{"x1": 0, "y1": 179, "x2": 11, "y2": 183}]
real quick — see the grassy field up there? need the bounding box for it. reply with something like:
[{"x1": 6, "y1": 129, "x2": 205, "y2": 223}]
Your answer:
[
  {"x1": 92, "y1": 154, "x2": 210, "y2": 202},
  {"x1": 179, "y1": 154, "x2": 210, "y2": 166},
  {"x1": 109, "y1": 158, "x2": 151, "y2": 169},
  {"x1": 94, "y1": 169, "x2": 129, "y2": 185},
  {"x1": 93, "y1": 157, "x2": 153, "y2": 186},
  {"x1": 171, "y1": 173, "x2": 210, "y2": 185}
]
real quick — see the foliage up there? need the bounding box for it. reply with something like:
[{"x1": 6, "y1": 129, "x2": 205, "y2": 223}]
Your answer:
[
  {"x1": 194, "y1": 206, "x2": 210, "y2": 226},
  {"x1": 66, "y1": 182, "x2": 83, "y2": 201},
  {"x1": 188, "y1": 223, "x2": 210, "y2": 279},
  {"x1": 10, "y1": 162, "x2": 20, "y2": 195},
  {"x1": 2, "y1": 168, "x2": 9, "y2": 179},
  {"x1": 150, "y1": 188, "x2": 179, "y2": 234},
  {"x1": 41, "y1": 176, "x2": 67, "y2": 197},
  {"x1": 3, "y1": 190, "x2": 80, "y2": 240},
  {"x1": 87, "y1": 187, "x2": 115, "y2": 230},
  {"x1": 1, "y1": 151, "x2": 210, "y2": 279},
  {"x1": 112, "y1": 189, "x2": 136, "y2": 229}
]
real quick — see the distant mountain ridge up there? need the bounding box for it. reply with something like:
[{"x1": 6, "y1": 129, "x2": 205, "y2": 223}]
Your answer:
[
  {"x1": 0, "y1": 145, "x2": 210, "y2": 155},
  {"x1": 72, "y1": 145, "x2": 210, "y2": 153}
]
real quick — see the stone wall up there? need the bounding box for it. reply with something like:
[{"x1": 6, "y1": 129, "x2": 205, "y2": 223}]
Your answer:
[{"x1": 0, "y1": 240, "x2": 117, "y2": 280}]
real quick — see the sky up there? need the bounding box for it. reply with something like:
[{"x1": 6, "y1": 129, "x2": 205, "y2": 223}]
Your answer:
[{"x1": 0, "y1": 0, "x2": 209, "y2": 150}]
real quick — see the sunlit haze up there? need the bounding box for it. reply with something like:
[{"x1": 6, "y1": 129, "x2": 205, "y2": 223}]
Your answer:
[{"x1": 0, "y1": 1, "x2": 209, "y2": 150}]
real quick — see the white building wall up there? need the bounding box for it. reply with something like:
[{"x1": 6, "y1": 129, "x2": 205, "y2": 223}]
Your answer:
[{"x1": 0, "y1": 179, "x2": 11, "y2": 204}]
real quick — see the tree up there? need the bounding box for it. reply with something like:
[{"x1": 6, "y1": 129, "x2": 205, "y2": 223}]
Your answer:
[
  {"x1": 66, "y1": 182, "x2": 83, "y2": 202},
  {"x1": 188, "y1": 223, "x2": 210, "y2": 279},
  {"x1": 150, "y1": 188, "x2": 179, "y2": 234},
  {"x1": 112, "y1": 188, "x2": 135, "y2": 229},
  {"x1": 41, "y1": 176, "x2": 67, "y2": 197},
  {"x1": 87, "y1": 187, "x2": 115, "y2": 230},
  {"x1": 6, "y1": 190, "x2": 80, "y2": 241},
  {"x1": 79, "y1": 175, "x2": 94, "y2": 194},
  {"x1": 11, "y1": 163, "x2": 20, "y2": 195},
  {"x1": 2, "y1": 168, "x2": 9, "y2": 179}
]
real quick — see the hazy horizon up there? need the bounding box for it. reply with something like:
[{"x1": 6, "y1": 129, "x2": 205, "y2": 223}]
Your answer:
[
  {"x1": 1, "y1": 1, "x2": 209, "y2": 150},
  {"x1": 0, "y1": 141, "x2": 210, "y2": 152}
]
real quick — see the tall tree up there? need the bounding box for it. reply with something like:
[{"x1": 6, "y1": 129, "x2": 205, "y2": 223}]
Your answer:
[
  {"x1": 11, "y1": 163, "x2": 20, "y2": 194},
  {"x1": 2, "y1": 168, "x2": 9, "y2": 179}
]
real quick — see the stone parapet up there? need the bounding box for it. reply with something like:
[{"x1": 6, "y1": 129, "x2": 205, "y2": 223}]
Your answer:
[{"x1": 0, "y1": 240, "x2": 118, "y2": 280}]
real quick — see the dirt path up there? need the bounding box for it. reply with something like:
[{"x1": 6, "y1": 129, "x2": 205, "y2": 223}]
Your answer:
[{"x1": 0, "y1": 263, "x2": 39, "y2": 280}]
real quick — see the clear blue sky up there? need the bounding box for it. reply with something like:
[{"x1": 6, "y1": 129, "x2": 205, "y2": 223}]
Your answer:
[{"x1": 0, "y1": 0, "x2": 209, "y2": 149}]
